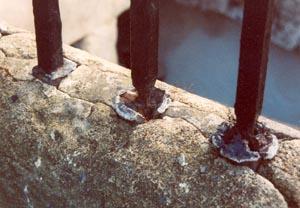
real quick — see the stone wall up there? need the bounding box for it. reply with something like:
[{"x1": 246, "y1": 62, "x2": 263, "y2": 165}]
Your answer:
[{"x1": 0, "y1": 25, "x2": 300, "y2": 207}]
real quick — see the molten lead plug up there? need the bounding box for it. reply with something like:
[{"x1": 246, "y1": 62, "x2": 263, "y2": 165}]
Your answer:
[{"x1": 113, "y1": 0, "x2": 171, "y2": 122}]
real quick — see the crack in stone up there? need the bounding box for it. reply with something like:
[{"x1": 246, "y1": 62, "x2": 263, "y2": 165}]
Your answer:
[
  {"x1": 165, "y1": 114, "x2": 207, "y2": 137},
  {"x1": 0, "y1": 48, "x2": 8, "y2": 57},
  {"x1": 0, "y1": 65, "x2": 34, "y2": 82},
  {"x1": 173, "y1": 98, "x2": 231, "y2": 121},
  {"x1": 255, "y1": 172, "x2": 292, "y2": 208},
  {"x1": 272, "y1": 132, "x2": 300, "y2": 142},
  {"x1": 0, "y1": 66, "x2": 19, "y2": 82},
  {"x1": 56, "y1": 87, "x2": 112, "y2": 109},
  {"x1": 0, "y1": 47, "x2": 36, "y2": 60},
  {"x1": 0, "y1": 63, "x2": 117, "y2": 122},
  {"x1": 86, "y1": 106, "x2": 96, "y2": 119}
]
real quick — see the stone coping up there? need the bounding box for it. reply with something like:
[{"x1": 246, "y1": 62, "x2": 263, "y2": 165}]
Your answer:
[{"x1": 0, "y1": 25, "x2": 299, "y2": 207}]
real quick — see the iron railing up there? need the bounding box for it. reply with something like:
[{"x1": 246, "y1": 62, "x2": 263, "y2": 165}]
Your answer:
[
  {"x1": 31, "y1": 0, "x2": 276, "y2": 163},
  {"x1": 32, "y1": 0, "x2": 63, "y2": 74},
  {"x1": 234, "y1": 0, "x2": 274, "y2": 150}
]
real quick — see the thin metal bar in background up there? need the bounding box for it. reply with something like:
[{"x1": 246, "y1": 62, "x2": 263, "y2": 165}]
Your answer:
[
  {"x1": 130, "y1": 0, "x2": 159, "y2": 105},
  {"x1": 235, "y1": 0, "x2": 274, "y2": 144},
  {"x1": 32, "y1": 0, "x2": 63, "y2": 74}
]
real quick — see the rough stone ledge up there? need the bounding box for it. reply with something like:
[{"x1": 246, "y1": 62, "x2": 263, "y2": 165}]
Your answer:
[{"x1": 0, "y1": 25, "x2": 299, "y2": 208}]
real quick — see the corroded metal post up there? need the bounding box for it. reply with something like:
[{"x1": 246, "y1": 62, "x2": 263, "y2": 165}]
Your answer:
[
  {"x1": 130, "y1": 0, "x2": 159, "y2": 118},
  {"x1": 212, "y1": 0, "x2": 278, "y2": 163},
  {"x1": 113, "y1": 0, "x2": 171, "y2": 122},
  {"x1": 32, "y1": 0, "x2": 63, "y2": 74},
  {"x1": 235, "y1": 0, "x2": 274, "y2": 148}
]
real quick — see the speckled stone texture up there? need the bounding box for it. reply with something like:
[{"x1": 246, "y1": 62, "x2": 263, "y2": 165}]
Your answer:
[{"x1": 0, "y1": 25, "x2": 299, "y2": 207}]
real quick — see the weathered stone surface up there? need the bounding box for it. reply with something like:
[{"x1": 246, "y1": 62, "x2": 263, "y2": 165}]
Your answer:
[
  {"x1": 104, "y1": 118, "x2": 287, "y2": 207},
  {"x1": 1, "y1": 28, "x2": 299, "y2": 207},
  {"x1": 0, "y1": 33, "x2": 36, "y2": 59},
  {"x1": 258, "y1": 140, "x2": 300, "y2": 208},
  {"x1": 0, "y1": 74, "x2": 288, "y2": 207},
  {"x1": 0, "y1": 70, "x2": 132, "y2": 207},
  {"x1": 157, "y1": 81, "x2": 230, "y2": 120},
  {"x1": 1, "y1": 57, "x2": 36, "y2": 81},
  {"x1": 165, "y1": 101, "x2": 227, "y2": 137},
  {"x1": 59, "y1": 65, "x2": 131, "y2": 105},
  {"x1": 176, "y1": 0, "x2": 300, "y2": 50}
]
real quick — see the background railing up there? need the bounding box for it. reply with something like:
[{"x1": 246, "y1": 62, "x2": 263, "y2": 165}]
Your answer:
[{"x1": 32, "y1": 0, "x2": 275, "y2": 158}]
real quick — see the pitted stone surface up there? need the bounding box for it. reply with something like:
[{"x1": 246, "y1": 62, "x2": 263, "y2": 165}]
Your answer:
[
  {"x1": 0, "y1": 33, "x2": 36, "y2": 59},
  {"x1": 106, "y1": 118, "x2": 287, "y2": 207},
  {"x1": 1, "y1": 57, "x2": 36, "y2": 80}
]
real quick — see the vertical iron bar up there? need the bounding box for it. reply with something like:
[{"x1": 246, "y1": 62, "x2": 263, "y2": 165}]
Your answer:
[
  {"x1": 130, "y1": 0, "x2": 159, "y2": 104},
  {"x1": 235, "y1": 0, "x2": 274, "y2": 138},
  {"x1": 32, "y1": 0, "x2": 63, "y2": 74}
]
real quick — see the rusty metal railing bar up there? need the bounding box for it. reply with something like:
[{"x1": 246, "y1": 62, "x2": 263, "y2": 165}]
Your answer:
[
  {"x1": 234, "y1": 0, "x2": 274, "y2": 148},
  {"x1": 32, "y1": 0, "x2": 63, "y2": 74},
  {"x1": 211, "y1": 0, "x2": 278, "y2": 164},
  {"x1": 130, "y1": 0, "x2": 160, "y2": 119}
]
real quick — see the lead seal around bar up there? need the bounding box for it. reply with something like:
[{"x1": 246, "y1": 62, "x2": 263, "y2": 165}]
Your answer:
[
  {"x1": 113, "y1": 88, "x2": 171, "y2": 123},
  {"x1": 211, "y1": 122, "x2": 279, "y2": 163}
]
